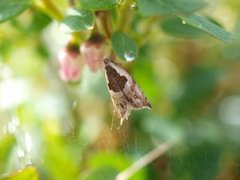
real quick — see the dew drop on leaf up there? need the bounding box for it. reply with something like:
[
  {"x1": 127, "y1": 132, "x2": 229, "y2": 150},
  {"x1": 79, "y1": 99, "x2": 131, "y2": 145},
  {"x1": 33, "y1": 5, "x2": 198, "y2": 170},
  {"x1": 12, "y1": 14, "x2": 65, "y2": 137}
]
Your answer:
[
  {"x1": 84, "y1": 24, "x2": 94, "y2": 30},
  {"x1": 124, "y1": 51, "x2": 136, "y2": 61}
]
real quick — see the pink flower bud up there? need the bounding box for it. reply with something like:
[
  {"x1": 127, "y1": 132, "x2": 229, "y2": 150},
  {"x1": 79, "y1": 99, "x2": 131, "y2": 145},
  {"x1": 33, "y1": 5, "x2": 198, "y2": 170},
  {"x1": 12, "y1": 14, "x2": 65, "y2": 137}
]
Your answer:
[
  {"x1": 80, "y1": 34, "x2": 108, "y2": 72},
  {"x1": 58, "y1": 46, "x2": 83, "y2": 82}
]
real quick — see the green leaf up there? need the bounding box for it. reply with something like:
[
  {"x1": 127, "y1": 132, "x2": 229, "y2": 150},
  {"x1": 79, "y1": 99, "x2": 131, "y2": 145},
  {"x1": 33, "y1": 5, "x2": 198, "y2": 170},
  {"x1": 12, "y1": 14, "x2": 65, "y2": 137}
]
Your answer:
[
  {"x1": 161, "y1": 16, "x2": 205, "y2": 38},
  {"x1": 0, "y1": 135, "x2": 15, "y2": 173},
  {"x1": 0, "y1": 166, "x2": 39, "y2": 180},
  {"x1": 87, "y1": 152, "x2": 147, "y2": 180},
  {"x1": 171, "y1": 141, "x2": 221, "y2": 180},
  {"x1": 138, "y1": 0, "x2": 173, "y2": 16},
  {"x1": 27, "y1": 12, "x2": 51, "y2": 33},
  {"x1": 0, "y1": 0, "x2": 31, "y2": 23},
  {"x1": 84, "y1": 166, "x2": 119, "y2": 180},
  {"x1": 61, "y1": 9, "x2": 95, "y2": 33},
  {"x1": 222, "y1": 43, "x2": 240, "y2": 60},
  {"x1": 174, "y1": 67, "x2": 221, "y2": 116},
  {"x1": 163, "y1": 0, "x2": 206, "y2": 14},
  {"x1": 131, "y1": 54, "x2": 162, "y2": 102},
  {"x1": 180, "y1": 14, "x2": 233, "y2": 42},
  {"x1": 138, "y1": 0, "x2": 206, "y2": 16},
  {"x1": 111, "y1": 32, "x2": 138, "y2": 61},
  {"x1": 140, "y1": 114, "x2": 183, "y2": 142},
  {"x1": 79, "y1": 0, "x2": 117, "y2": 10}
]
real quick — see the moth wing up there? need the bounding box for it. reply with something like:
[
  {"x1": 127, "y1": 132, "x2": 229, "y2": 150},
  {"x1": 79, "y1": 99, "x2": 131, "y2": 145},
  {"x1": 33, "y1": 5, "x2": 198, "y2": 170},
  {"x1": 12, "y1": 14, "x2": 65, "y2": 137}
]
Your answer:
[
  {"x1": 104, "y1": 59, "x2": 151, "y2": 123},
  {"x1": 109, "y1": 91, "x2": 130, "y2": 120},
  {"x1": 118, "y1": 68, "x2": 151, "y2": 110}
]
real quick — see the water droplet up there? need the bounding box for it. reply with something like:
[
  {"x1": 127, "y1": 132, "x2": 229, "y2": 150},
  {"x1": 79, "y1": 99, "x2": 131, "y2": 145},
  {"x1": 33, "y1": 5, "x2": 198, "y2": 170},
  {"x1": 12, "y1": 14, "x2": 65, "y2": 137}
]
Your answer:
[
  {"x1": 130, "y1": 2, "x2": 137, "y2": 9},
  {"x1": 182, "y1": 20, "x2": 186, "y2": 24},
  {"x1": 198, "y1": 24, "x2": 202, "y2": 29},
  {"x1": 84, "y1": 24, "x2": 94, "y2": 30},
  {"x1": 124, "y1": 51, "x2": 136, "y2": 61}
]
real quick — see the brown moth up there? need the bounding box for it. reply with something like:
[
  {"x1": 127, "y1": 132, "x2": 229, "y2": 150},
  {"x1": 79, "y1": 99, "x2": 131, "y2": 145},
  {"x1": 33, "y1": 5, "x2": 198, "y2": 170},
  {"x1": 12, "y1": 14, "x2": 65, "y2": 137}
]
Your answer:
[{"x1": 103, "y1": 58, "x2": 151, "y2": 125}]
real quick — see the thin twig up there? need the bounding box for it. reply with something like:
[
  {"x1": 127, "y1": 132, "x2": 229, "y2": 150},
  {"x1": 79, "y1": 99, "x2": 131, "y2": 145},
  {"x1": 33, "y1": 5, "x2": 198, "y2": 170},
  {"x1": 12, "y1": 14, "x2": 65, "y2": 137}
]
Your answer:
[
  {"x1": 116, "y1": 141, "x2": 175, "y2": 180},
  {"x1": 40, "y1": 0, "x2": 64, "y2": 20}
]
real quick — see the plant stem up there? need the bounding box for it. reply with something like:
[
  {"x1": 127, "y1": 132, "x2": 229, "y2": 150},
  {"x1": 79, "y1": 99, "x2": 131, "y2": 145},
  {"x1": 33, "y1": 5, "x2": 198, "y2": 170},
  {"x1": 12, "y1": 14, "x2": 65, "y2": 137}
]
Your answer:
[
  {"x1": 116, "y1": 141, "x2": 175, "y2": 180},
  {"x1": 95, "y1": 12, "x2": 111, "y2": 39},
  {"x1": 35, "y1": 0, "x2": 64, "y2": 20},
  {"x1": 101, "y1": 12, "x2": 112, "y2": 38},
  {"x1": 116, "y1": 0, "x2": 135, "y2": 32}
]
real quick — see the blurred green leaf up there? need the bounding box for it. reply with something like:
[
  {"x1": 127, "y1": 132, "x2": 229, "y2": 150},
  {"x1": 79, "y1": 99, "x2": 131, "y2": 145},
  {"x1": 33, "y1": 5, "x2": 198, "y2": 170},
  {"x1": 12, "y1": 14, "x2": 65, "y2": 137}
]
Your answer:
[
  {"x1": 87, "y1": 152, "x2": 147, "y2": 180},
  {"x1": 180, "y1": 14, "x2": 233, "y2": 42},
  {"x1": 141, "y1": 114, "x2": 183, "y2": 142},
  {"x1": 161, "y1": 16, "x2": 204, "y2": 38},
  {"x1": 0, "y1": 38, "x2": 12, "y2": 61},
  {"x1": 35, "y1": 41, "x2": 50, "y2": 59},
  {"x1": 84, "y1": 166, "x2": 118, "y2": 180},
  {"x1": 222, "y1": 43, "x2": 240, "y2": 60},
  {"x1": 0, "y1": 0, "x2": 31, "y2": 23},
  {"x1": 165, "y1": 0, "x2": 206, "y2": 14},
  {"x1": 61, "y1": 9, "x2": 95, "y2": 33},
  {"x1": 0, "y1": 1, "x2": 239, "y2": 179},
  {"x1": 131, "y1": 59, "x2": 161, "y2": 103},
  {"x1": 0, "y1": 166, "x2": 38, "y2": 180},
  {"x1": 27, "y1": 12, "x2": 51, "y2": 33},
  {"x1": 79, "y1": 0, "x2": 117, "y2": 10},
  {"x1": 138, "y1": 0, "x2": 206, "y2": 16},
  {"x1": 0, "y1": 135, "x2": 15, "y2": 173},
  {"x1": 42, "y1": 139, "x2": 79, "y2": 180},
  {"x1": 88, "y1": 152, "x2": 129, "y2": 170},
  {"x1": 222, "y1": 20, "x2": 240, "y2": 59},
  {"x1": 174, "y1": 67, "x2": 220, "y2": 115},
  {"x1": 170, "y1": 142, "x2": 221, "y2": 180},
  {"x1": 111, "y1": 32, "x2": 138, "y2": 61},
  {"x1": 138, "y1": 0, "x2": 173, "y2": 16}
]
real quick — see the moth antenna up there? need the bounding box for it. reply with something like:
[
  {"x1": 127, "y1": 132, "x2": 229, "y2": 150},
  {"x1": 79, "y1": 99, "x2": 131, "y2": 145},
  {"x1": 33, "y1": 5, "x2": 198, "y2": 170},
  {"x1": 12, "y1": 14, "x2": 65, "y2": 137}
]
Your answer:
[{"x1": 85, "y1": 58, "x2": 106, "y2": 65}]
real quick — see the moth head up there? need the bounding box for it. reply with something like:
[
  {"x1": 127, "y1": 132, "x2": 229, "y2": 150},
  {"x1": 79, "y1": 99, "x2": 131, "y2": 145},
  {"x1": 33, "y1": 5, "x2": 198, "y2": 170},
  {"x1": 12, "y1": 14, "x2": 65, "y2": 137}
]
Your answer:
[
  {"x1": 103, "y1": 57, "x2": 122, "y2": 67},
  {"x1": 103, "y1": 58, "x2": 111, "y2": 65}
]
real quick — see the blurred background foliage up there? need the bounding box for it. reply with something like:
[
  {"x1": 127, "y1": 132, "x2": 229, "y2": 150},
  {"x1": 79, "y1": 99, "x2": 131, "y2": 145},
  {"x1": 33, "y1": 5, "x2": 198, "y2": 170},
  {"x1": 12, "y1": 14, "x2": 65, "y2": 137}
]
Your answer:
[{"x1": 0, "y1": 0, "x2": 240, "y2": 180}]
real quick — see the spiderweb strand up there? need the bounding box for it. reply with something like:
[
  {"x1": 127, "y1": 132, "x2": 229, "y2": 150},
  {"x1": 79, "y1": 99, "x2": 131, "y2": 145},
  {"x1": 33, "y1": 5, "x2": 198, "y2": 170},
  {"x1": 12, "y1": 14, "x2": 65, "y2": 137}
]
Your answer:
[{"x1": 116, "y1": 141, "x2": 175, "y2": 180}]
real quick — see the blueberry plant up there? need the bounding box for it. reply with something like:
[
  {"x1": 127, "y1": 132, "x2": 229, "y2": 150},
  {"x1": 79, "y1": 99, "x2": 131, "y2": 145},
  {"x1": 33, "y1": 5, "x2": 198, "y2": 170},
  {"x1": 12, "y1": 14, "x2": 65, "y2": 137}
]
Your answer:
[
  {"x1": 0, "y1": 0, "x2": 232, "y2": 82},
  {"x1": 0, "y1": 0, "x2": 239, "y2": 180}
]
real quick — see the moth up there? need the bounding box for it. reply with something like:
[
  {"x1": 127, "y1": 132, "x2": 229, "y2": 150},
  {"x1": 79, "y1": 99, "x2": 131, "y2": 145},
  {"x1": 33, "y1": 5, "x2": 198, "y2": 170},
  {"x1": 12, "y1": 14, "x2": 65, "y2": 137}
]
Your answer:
[{"x1": 103, "y1": 58, "x2": 151, "y2": 125}]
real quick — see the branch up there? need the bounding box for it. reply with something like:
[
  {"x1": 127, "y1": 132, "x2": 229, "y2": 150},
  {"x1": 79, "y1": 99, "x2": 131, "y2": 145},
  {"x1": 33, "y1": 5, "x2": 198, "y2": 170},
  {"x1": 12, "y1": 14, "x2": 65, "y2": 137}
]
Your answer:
[{"x1": 116, "y1": 141, "x2": 175, "y2": 180}]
